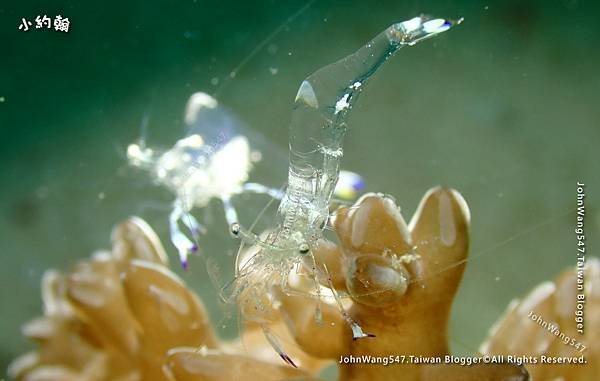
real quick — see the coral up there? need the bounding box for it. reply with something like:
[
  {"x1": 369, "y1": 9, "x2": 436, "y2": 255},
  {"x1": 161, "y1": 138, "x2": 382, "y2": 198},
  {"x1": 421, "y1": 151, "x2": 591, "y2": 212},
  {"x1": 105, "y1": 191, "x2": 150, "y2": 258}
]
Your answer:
[
  {"x1": 274, "y1": 188, "x2": 527, "y2": 380},
  {"x1": 8, "y1": 218, "x2": 307, "y2": 381},
  {"x1": 10, "y1": 188, "x2": 534, "y2": 381},
  {"x1": 481, "y1": 258, "x2": 599, "y2": 380}
]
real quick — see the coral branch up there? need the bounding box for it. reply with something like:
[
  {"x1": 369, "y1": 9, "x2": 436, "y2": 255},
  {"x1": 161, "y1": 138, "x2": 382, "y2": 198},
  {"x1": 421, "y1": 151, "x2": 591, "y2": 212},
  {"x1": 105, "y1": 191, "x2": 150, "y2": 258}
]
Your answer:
[
  {"x1": 481, "y1": 258, "x2": 599, "y2": 380},
  {"x1": 279, "y1": 188, "x2": 527, "y2": 380}
]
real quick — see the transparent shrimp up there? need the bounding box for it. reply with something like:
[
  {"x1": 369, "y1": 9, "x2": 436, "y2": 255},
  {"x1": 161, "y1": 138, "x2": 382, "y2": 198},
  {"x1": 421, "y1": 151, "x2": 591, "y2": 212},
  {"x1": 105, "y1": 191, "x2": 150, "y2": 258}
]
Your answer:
[
  {"x1": 228, "y1": 15, "x2": 461, "y2": 363},
  {"x1": 127, "y1": 92, "x2": 286, "y2": 269}
]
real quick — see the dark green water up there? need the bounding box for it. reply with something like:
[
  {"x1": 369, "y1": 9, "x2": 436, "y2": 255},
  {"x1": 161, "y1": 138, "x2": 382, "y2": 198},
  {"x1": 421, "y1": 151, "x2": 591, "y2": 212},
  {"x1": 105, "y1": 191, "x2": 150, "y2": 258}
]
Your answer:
[{"x1": 1, "y1": 0, "x2": 599, "y2": 377}]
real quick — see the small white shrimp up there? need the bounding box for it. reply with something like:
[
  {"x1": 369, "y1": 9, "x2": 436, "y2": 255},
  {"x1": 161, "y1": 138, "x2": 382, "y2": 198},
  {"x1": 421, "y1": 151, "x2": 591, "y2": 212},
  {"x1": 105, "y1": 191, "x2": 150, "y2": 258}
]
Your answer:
[
  {"x1": 228, "y1": 15, "x2": 460, "y2": 364},
  {"x1": 127, "y1": 92, "x2": 285, "y2": 269}
]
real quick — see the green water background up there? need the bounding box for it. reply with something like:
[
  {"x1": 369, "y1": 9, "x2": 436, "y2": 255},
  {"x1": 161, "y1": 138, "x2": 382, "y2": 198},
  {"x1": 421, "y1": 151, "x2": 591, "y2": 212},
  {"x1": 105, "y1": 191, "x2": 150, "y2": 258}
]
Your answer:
[{"x1": 1, "y1": 0, "x2": 599, "y2": 377}]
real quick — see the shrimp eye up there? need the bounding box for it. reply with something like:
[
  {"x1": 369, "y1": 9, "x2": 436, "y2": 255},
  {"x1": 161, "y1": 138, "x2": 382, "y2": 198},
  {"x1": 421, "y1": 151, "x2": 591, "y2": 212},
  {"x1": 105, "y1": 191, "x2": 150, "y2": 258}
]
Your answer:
[
  {"x1": 299, "y1": 243, "x2": 310, "y2": 254},
  {"x1": 230, "y1": 223, "x2": 241, "y2": 236},
  {"x1": 319, "y1": 219, "x2": 327, "y2": 230}
]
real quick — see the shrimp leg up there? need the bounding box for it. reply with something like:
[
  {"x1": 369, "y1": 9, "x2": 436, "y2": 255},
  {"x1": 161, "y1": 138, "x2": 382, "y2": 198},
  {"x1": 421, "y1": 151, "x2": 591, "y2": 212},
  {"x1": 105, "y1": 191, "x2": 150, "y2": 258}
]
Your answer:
[
  {"x1": 221, "y1": 195, "x2": 239, "y2": 227},
  {"x1": 262, "y1": 324, "x2": 298, "y2": 368},
  {"x1": 241, "y1": 183, "x2": 285, "y2": 200},
  {"x1": 324, "y1": 265, "x2": 374, "y2": 340},
  {"x1": 169, "y1": 204, "x2": 202, "y2": 270}
]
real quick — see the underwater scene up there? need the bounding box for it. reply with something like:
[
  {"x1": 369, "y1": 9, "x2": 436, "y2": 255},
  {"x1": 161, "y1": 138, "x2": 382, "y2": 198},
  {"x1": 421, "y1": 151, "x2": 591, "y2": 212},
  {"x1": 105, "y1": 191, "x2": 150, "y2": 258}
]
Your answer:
[{"x1": 1, "y1": 0, "x2": 599, "y2": 380}]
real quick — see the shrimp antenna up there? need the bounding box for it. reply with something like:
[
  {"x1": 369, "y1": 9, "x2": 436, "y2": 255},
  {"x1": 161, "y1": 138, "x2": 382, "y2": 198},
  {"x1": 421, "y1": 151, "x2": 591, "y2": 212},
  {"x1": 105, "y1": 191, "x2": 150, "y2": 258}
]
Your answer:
[
  {"x1": 323, "y1": 264, "x2": 375, "y2": 340},
  {"x1": 214, "y1": 0, "x2": 318, "y2": 98}
]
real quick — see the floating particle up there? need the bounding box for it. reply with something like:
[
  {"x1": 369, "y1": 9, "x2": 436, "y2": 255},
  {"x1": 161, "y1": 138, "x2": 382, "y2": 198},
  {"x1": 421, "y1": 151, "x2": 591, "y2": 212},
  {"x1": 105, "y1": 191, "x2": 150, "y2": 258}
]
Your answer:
[
  {"x1": 250, "y1": 150, "x2": 262, "y2": 162},
  {"x1": 269, "y1": 67, "x2": 278, "y2": 75},
  {"x1": 210, "y1": 77, "x2": 219, "y2": 86},
  {"x1": 35, "y1": 186, "x2": 48, "y2": 199}
]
